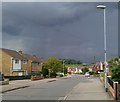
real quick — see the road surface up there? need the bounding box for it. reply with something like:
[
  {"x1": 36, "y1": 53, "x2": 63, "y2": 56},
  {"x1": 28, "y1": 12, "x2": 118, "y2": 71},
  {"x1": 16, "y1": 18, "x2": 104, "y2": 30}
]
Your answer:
[{"x1": 2, "y1": 75, "x2": 112, "y2": 100}]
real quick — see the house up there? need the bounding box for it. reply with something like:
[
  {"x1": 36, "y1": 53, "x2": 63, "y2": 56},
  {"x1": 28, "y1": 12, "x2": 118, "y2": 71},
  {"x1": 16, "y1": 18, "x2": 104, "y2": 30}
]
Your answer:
[
  {"x1": 0, "y1": 48, "x2": 26, "y2": 76},
  {"x1": 92, "y1": 62, "x2": 104, "y2": 72},
  {"x1": 67, "y1": 67, "x2": 82, "y2": 74},
  {"x1": 18, "y1": 51, "x2": 42, "y2": 74},
  {"x1": 0, "y1": 48, "x2": 43, "y2": 76},
  {"x1": 100, "y1": 62, "x2": 104, "y2": 70}
]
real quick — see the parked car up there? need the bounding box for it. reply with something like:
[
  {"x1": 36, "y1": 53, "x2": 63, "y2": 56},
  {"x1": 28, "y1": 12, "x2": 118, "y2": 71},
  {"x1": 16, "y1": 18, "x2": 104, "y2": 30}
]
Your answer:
[
  {"x1": 0, "y1": 74, "x2": 4, "y2": 81},
  {"x1": 85, "y1": 72, "x2": 90, "y2": 77}
]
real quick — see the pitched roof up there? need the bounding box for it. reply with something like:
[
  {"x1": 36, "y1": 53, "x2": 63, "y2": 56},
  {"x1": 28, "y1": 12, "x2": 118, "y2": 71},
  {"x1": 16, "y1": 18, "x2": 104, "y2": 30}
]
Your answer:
[
  {"x1": 0, "y1": 48, "x2": 42, "y2": 62},
  {"x1": 0, "y1": 48, "x2": 23, "y2": 60},
  {"x1": 19, "y1": 52, "x2": 41, "y2": 62}
]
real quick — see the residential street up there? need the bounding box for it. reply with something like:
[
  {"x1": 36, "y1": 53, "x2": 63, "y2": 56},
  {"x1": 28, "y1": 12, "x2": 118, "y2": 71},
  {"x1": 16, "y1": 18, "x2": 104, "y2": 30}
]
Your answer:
[
  {"x1": 2, "y1": 75, "x2": 113, "y2": 100},
  {"x1": 1, "y1": 2, "x2": 119, "y2": 101}
]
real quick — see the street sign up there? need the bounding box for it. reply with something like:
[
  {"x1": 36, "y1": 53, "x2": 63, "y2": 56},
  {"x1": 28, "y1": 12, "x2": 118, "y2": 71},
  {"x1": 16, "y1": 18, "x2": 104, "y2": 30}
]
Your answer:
[{"x1": 106, "y1": 68, "x2": 109, "y2": 73}]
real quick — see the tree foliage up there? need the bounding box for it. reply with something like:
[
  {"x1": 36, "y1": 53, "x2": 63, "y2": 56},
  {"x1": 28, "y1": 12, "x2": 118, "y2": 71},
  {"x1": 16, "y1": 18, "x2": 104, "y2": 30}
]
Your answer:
[
  {"x1": 42, "y1": 68, "x2": 49, "y2": 77},
  {"x1": 45, "y1": 57, "x2": 63, "y2": 73},
  {"x1": 111, "y1": 65, "x2": 120, "y2": 83},
  {"x1": 81, "y1": 67, "x2": 89, "y2": 74},
  {"x1": 108, "y1": 57, "x2": 120, "y2": 83},
  {"x1": 60, "y1": 59, "x2": 82, "y2": 65}
]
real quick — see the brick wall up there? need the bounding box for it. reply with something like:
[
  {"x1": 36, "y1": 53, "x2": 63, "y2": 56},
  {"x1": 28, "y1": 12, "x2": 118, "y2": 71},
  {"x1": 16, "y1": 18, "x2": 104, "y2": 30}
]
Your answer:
[{"x1": 0, "y1": 50, "x2": 11, "y2": 76}]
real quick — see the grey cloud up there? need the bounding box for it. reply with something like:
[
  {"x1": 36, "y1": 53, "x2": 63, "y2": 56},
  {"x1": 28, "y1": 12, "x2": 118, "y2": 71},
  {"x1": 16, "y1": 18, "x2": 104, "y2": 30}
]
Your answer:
[
  {"x1": 2, "y1": 25, "x2": 22, "y2": 35},
  {"x1": 2, "y1": 3, "x2": 97, "y2": 29},
  {"x1": 2, "y1": 2, "x2": 117, "y2": 34},
  {"x1": 2, "y1": 2, "x2": 118, "y2": 63}
]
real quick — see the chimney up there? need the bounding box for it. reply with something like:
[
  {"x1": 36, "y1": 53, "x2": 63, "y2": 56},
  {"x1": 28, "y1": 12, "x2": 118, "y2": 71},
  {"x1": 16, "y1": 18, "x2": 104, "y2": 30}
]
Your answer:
[
  {"x1": 19, "y1": 51, "x2": 23, "y2": 55},
  {"x1": 33, "y1": 55, "x2": 36, "y2": 58}
]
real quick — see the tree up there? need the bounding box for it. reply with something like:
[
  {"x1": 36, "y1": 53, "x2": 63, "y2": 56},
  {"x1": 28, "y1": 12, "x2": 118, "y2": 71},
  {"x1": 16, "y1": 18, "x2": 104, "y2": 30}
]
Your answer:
[
  {"x1": 60, "y1": 59, "x2": 82, "y2": 65},
  {"x1": 63, "y1": 66, "x2": 68, "y2": 74},
  {"x1": 45, "y1": 57, "x2": 63, "y2": 77},
  {"x1": 81, "y1": 67, "x2": 89, "y2": 74},
  {"x1": 108, "y1": 57, "x2": 120, "y2": 83},
  {"x1": 111, "y1": 65, "x2": 120, "y2": 83},
  {"x1": 42, "y1": 64, "x2": 49, "y2": 78}
]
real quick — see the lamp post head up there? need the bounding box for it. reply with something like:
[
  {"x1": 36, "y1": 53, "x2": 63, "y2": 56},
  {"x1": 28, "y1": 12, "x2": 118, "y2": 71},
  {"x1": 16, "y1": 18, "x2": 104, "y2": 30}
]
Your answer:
[{"x1": 97, "y1": 5, "x2": 106, "y2": 9}]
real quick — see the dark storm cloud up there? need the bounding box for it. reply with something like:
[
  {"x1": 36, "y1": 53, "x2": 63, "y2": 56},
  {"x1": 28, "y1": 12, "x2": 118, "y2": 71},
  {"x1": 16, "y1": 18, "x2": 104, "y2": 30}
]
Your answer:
[
  {"x1": 2, "y1": 2, "x2": 117, "y2": 34},
  {"x1": 2, "y1": 24, "x2": 22, "y2": 35},
  {"x1": 2, "y1": 2, "x2": 118, "y2": 63}
]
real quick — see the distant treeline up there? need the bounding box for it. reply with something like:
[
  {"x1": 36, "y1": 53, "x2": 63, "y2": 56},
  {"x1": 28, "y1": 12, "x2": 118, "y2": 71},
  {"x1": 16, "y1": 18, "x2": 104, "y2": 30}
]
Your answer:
[{"x1": 60, "y1": 59, "x2": 82, "y2": 65}]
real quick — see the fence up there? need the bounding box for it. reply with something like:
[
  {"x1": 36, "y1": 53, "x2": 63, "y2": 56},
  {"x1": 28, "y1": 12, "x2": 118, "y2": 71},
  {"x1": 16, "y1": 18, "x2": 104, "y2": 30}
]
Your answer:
[
  {"x1": 107, "y1": 76, "x2": 114, "y2": 88},
  {"x1": 107, "y1": 76, "x2": 119, "y2": 100}
]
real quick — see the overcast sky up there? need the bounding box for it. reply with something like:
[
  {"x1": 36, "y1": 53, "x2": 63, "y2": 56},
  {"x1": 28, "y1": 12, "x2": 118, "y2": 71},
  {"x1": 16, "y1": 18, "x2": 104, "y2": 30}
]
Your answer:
[{"x1": 2, "y1": 2, "x2": 118, "y2": 63}]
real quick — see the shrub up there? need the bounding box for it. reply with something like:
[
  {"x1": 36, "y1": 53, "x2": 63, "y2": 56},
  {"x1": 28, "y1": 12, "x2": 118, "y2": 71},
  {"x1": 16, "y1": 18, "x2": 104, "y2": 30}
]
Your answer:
[
  {"x1": 4, "y1": 75, "x2": 31, "y2": 80},
  {"x1": 100, "y1": 73, "x2": 104, "y2": 77},
  {"x1": 93, "y1": 74, "x2": 100, "y2": 77},
  {"x1": 80, "y1": 72, "x2": 84, "y2": 74},
  {"x1": 111, "y1": 65, "x2": 120, "y2": 83},
  {"x1": 59, "y1": 74, "x2": 63, "y2": 77},
  {"x1": 89, "y1": 71, "x2": 94, "y2": 75},
  {"x1": 118, "y1": 84, "x2": 120, "y2": 93},
  {"x1": 50, "y1": 72, "x2": 57, "y2": 78},
  {"x1": 42, "y1": 68, "x2": 49, "y2": 77},
  {"x1": 32, "y1": 71, "x2": 42, "y2": 76}
]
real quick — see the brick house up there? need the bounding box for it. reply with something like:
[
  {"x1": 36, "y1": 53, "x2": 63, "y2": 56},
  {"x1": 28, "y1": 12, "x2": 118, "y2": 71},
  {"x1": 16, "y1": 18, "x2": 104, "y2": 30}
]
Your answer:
[
  {"x1": 18, "y1": 51, "x2": 42, "y2": 74},
  {"x1": 0, "y1": 48, "x2": 42, "y2": 76},
  {"x1": 0, "y1": 48, "x2": 25, "y2": 76}
]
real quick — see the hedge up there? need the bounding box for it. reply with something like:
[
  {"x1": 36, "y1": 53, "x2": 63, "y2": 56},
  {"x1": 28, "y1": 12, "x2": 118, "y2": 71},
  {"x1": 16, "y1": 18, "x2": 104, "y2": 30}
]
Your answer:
[{"x1": 4, "y1": 75, "x2": 31, "y2": 80}]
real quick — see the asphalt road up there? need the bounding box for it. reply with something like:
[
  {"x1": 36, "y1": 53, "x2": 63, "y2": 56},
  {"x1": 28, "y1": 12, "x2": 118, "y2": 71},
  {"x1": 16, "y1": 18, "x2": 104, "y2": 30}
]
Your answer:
[{"x1": 2, "y1": 75, "x2": 94, "y2": 100}]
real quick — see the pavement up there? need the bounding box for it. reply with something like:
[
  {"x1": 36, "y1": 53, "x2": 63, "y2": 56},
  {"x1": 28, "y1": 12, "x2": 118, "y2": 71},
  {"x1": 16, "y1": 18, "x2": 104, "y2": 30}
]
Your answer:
[
  {"x1": 0, "y1": 75, "x2": 115, "y2": 100},
  {"x1": 0, "y1": 75, "x2": 71, "y2": 93},
  {"x1": 65, "y1": 76, "x2": 114, "y2": 100}
]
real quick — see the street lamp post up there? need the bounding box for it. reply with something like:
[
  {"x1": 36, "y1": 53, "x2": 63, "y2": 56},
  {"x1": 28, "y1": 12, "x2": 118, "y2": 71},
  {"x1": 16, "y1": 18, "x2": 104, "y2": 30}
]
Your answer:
[
  {"x1": 97, "y1": 4, "x2": 108, "y2": 92},
  {"x1": 63, "y1": 60, "x2": 65, "y2": 76}
]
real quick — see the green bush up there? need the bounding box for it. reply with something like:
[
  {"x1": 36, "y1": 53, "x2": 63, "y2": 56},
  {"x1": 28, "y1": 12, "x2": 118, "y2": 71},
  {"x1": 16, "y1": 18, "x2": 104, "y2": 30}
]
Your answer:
[
  {"x1": 59, "y1": 74, "x2": 63, "y2": 77},
  {"x1": 32, "y1": 71, "x2": 42, "y2": 75},
  {"x1": 64, "y1": 74, "x2": 67, "y2": 76},
  {"x1": 4, "y1": 75, "x2": 31, "y2": 80},
  {"x1": 42, "y1": 68, "x2": 49, "y2": 77},
  {"x1": 81, "y1": 68, "x2": 89, "y2": 74},
  {"x1": 89, "y1": 71, "x2": 94, "y2": 75},
  {"x1": 111, "y1": 65, "x2": 120, "y2": 83},
  {"x1": 118, "y1": 84, "x2": 120, "y2": 93},
  {"x1": 98, "y1": 70, "x2": 104, "y2": 72},
  {"x1": 80, "y1": 72, "x2": 84, "y2": 74},
  {"x1": 74, "y1": 73, "x2": 80, "y2": 74},
  {"x1": 100, "y1": 73, "x2": 104, "y2": 77},
  {"x1": 93, "y1": 74, "x2": 100, "y2": 77},
  {"x1": 50, "y1": 72, "x2": 57, "y2": 78}
]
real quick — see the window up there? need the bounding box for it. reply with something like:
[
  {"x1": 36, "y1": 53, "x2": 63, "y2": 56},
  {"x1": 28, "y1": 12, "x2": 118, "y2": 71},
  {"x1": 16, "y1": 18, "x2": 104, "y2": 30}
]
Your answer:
[
  {"x1": 22, "y1": 60, "x2": 28, "y2": 64},
  {"x1": 15, "y1": 60, "x2": 19, "y2": 64}
]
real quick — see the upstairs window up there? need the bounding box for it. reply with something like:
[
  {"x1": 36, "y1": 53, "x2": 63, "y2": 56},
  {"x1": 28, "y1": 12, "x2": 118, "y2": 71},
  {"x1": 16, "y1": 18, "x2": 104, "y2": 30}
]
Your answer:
[
  {"x1": 15, "y1": 60, "x2": 19, "y2": 64},
  {"x1": 22, "y1": 60, "x2": 28, "y2": 64}
]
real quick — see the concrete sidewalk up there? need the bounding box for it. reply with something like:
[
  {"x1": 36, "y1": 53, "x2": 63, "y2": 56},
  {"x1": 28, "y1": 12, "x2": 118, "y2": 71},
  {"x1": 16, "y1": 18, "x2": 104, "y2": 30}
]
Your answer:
[
  {"x1": 65, "y1": 77, "x2": 113, "y2": 100},
  {"x1": 0, "y1": 75, "x2": 72, "y2": 93},
  {"x1": 0, "y1": 77, "x2": 60, "y2": 93}
]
